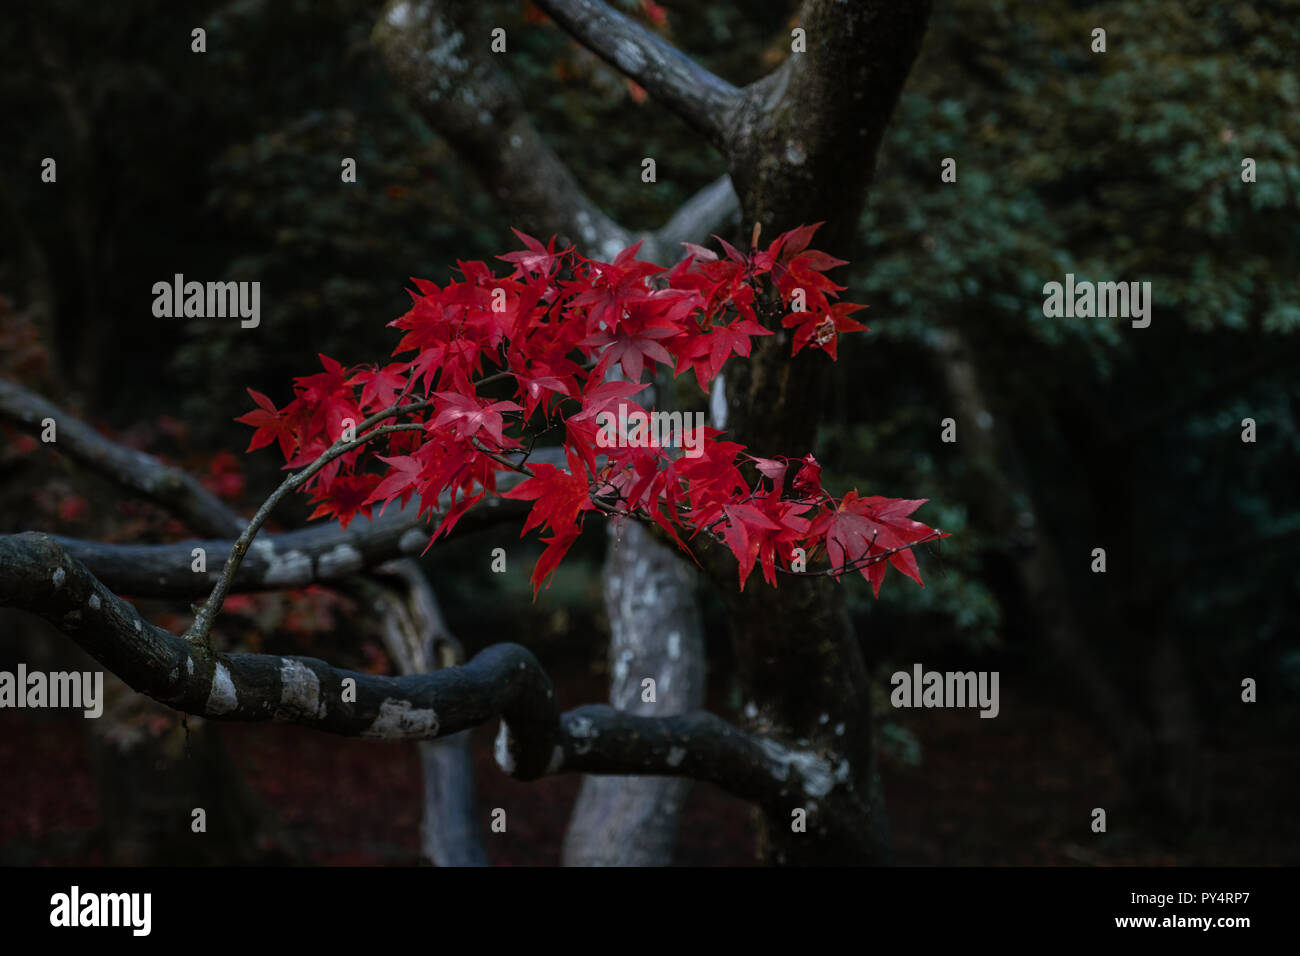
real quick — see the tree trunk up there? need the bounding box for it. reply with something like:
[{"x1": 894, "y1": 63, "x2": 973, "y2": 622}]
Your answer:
[
  {"x1": 713, "y1": 0, "x2": 933, "y2": 863},
  {"x1": 563, "y1": 521, "x2": 706, "y2": 865}
]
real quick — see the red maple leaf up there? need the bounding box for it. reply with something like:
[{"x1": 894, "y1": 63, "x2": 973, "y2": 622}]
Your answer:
[
  {"x1": 235, "y1": 388, "x2": 296, "y2": 458},
  {"x1": 363, "y1": 453, "x2": 426, "y2": 514},
  {"x1": 673, "y1": 317, "x2": 771, "y2": 388},
  {"x1": 529, "y1": 530, "x2": 581, "y2": 596},
  {"x1": 784, "y1": 301, "x2": 869, "y2": 358},
  {"x1": 432, "y1": 392, "x2": 522, "y2": 448},
  {"x1": 501, "y1": 447, "x2": 595, "y2": 538},
  {"x1": 568, "y1": 378, "x2": 650, "y2": 423},
  {"x1": 349, "y1": 363, "x2": 409, "y2": 412},
  {"x1": 792, "y1": 453, "x2": 824, "y2": 498},
  {"x1": 811, "y1": 492, "x2": 940, "y2": 596},
  {"x1": 717, "y1": 499, "x2": 812, "y2": 590},
  {"x1": 497, "y1": 229, "x2": 565, "y2": 278},
  {"x1": 307, "y1": 473, "x2": 382, "y2": 531}
]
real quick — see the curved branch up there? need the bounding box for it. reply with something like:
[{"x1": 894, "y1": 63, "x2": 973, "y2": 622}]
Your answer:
[
  {"x1": 531, "y1": 0, "x2": 741, "y2": 149},
  {"x1": 0, "y1": 377, "x2": 245, "y2": 537},
  {"x1": 0, "y1": 531, "x2": 832, "y2": 811}
]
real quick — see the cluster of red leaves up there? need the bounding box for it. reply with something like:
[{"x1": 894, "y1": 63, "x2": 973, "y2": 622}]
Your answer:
[{"x1": 237, "y1": 225, "x2": 944, "y2": 595}]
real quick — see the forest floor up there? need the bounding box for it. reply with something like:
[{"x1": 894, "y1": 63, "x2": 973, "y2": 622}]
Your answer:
[{"x1": 1, "y1": 663, "x2": 1295, "y2": 866}]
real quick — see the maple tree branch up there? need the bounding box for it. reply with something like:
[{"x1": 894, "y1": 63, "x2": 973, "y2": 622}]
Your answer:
[
  {"x1": 185, "y1": 422, "x2": 427, "y2": 645},
  {"x1": 0, "y1": 377, "x2": 246, "y2": 537},
  {"x1": 530, "y1": 0, "x2": 741, "y2": 151},
  {"x1": 469, "y1": 436, "x2": 534, "y2": 477},
  {"x1": 0, "y1": 531, "x2": 843, "y2": 811},
  {"x1": 582, "y1": 476, "x2": 944, "y2": 580},
  {"x1": 0, "y1": 379, "x2": 477, "y2": 633},
  {"x1": 357, "y1": 398, "x2": 434, "y2": 432},
  {"x1": 354, "y1": 371, "x2": 513, "y2": 435}
]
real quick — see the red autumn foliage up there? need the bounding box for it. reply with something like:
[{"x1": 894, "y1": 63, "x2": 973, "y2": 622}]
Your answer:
[{"x1": 238, "y1": 225, "x2": 945, "y2": 595}]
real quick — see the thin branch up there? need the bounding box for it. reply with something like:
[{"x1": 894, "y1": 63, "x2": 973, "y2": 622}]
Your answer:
[
  {"x1": 357, "y1": 398, "x2": 434, "y2": 432},
  {"x1": 778, "y1": 530, "x2": 948, "y2": 577},
  {"x1": 185, "y1": 423, "x2": 424, "y2": 645},
  {"x1": 531, "y1": 0, "x2": 741, "y2": 150},
  {"x1": 469, "y1": 436, "x2": 534, "y2": 476}
]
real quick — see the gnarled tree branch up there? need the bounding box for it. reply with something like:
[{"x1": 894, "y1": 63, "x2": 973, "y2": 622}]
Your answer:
[
  {"x1": 0, "y1": 380, "x2": 509, "y2": 862},
  {"x1": 0, "y1": 531, "x2": 842, "y2": 815},
  {"x1": 531, "y1": 0, "x2": 741, "y2": 150},
  {"x1": 372, "y1": 0, "x2": 737, "y2": 264}
]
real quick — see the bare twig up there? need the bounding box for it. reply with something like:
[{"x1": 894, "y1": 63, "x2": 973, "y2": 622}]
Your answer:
[{"x1": 185, "y1": 422, "x2": 424, "y2": 645}]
